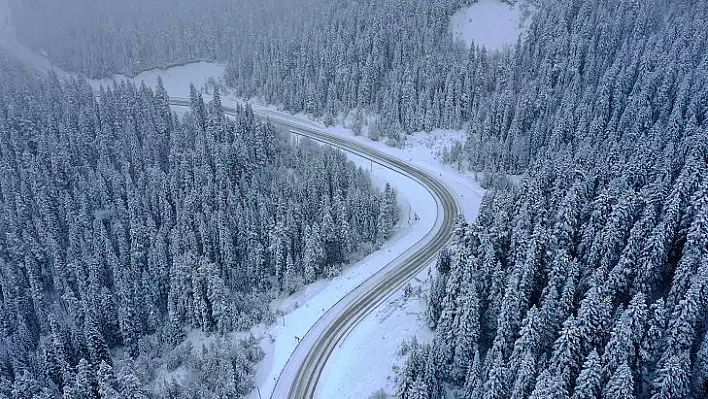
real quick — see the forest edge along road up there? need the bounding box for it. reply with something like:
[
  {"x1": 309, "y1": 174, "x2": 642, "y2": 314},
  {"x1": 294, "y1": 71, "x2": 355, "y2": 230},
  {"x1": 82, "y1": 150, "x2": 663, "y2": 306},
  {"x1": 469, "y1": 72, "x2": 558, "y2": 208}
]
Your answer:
[
  {"x1": 169, "y1": 97, "x2": 459, "y2": 399},
  {"x1": 169, "y1": 97, "x2": 460, "y2": 399}
]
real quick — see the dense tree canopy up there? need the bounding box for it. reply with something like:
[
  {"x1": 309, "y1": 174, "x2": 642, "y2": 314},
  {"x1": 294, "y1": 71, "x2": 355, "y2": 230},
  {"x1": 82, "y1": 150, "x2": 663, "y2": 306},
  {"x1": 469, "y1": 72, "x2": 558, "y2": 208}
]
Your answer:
[
  {"x1": 5, "y1": 0, "x2": 708, "y2": 397},
  {"x1": 0, "y1": 54, "x2": 398, "y2": 397},
  {"x1": 398, "y1": 0, "x2": 708, "y2": 398}
]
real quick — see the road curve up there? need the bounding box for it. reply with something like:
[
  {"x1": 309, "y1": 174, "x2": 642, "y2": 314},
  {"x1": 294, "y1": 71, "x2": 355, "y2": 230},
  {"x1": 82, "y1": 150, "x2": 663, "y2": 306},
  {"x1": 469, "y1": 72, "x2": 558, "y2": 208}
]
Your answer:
[{"x1": 169, "y1": 98, "x2": 460, "y2": 398}]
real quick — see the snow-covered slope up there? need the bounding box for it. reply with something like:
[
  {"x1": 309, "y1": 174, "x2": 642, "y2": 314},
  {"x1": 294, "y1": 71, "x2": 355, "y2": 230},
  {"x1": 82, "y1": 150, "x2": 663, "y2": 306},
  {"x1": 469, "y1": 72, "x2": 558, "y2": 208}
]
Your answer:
[
  {"x1": 101, "y1": 63, "x2": 448, "y2": 397},
  {"x1": 1, "y1": 3, "x2": 221, "y2": 92},
  {"x1": 449, "y1": 0, "x2": 526, "y2": 51},
  {"x1": 0, "y1": 0, "x2": 71, "y2": 77},
  {"x1": 0, "y1": 0, "x2": 11, "y2": 39}
]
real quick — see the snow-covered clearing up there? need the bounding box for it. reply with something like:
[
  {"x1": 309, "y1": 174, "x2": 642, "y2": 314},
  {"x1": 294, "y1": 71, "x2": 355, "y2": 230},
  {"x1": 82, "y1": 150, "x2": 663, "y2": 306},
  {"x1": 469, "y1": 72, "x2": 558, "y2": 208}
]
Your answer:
[
  {"x1": 450, "y1": 0, "x2": 528, "y2": 51},
  {"x1": 88, "y1": 62, "x2": 226, "y2": 98}
]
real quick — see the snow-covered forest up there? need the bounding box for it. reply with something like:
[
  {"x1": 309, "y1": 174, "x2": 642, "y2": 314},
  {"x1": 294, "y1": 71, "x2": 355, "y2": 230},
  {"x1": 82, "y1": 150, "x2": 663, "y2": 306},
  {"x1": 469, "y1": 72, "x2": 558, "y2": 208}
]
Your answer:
[
  {"x1": 3, "y1": 0, "x2": 708, "y2": 397},
  {"x1": 396, "y1": 0, "x2": 708, "y2": 398},
  {"x1": 9, "y1": 0, "x2": 483, "y2": 137},
  {"x1": 10, "y1": 0, "x2": 529, "y2": 141},
  {"x1": 0, "y1": 54, "x2": 398, "y2": 397}
]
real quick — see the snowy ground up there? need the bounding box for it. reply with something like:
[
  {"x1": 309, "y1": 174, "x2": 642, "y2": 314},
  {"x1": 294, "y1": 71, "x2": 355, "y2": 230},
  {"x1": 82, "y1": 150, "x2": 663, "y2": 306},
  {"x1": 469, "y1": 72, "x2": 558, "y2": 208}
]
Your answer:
[
  {"x1": 449, "y1": 0, "x2": 528, "y2": 51},
  {"x1": 317, "y1": 265, "x2": 434, "y2": 398}
]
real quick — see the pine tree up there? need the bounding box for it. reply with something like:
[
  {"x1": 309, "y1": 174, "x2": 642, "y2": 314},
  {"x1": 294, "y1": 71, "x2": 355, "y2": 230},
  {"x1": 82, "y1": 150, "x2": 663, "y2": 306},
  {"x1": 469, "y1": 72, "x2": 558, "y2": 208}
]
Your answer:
[
  {"x1": 481, "y1": 351, "x2": 508, "y2": 399},
  {"x1": 376, "y1": 184, "x2": 396, "y2": 246},
  {"x1": 463, "y1": 347, "x2": 483, "y2": 399},
  {"x1": 650, "y1": 351, "x2": 691, "y2": 399},
  {"x1": 64, "y1": 359, "x2": 95, "y2": 399},
  {"x1": 638, "y1": 299, "x2": 666, "y2": 395},
  {"x1": 571, "y1": 349, "x2": 602, "y2": 399},
  {"x1": 303, "y1": 226, "x2": 319, "y2": 284},
  {"x1": 206, "y1": 262, "x2": 231, "y2": 333},
  {"x1": 409, "y1": 378, "x2": 429, "y2": 399},
  {"x1": 603, "y1": 363, "x2": 635, "y2": 399},
  {"x1": 427, "y1": 271, "x2": 448, "y2": 329},
  {"x1": 692, "y1": 333, "x2": 708, "y2": 398},
  {"x1": 602, "y1": 293, "x2": 647, "y2": 377},
  {"x1": 11, "y1": 371, "x2": 41, "y2": 399},
  {"x1": 451, "y1": 285, "x2": 481, "y2": 381},
  {"x1": 117, "y1": 360, "x2": 150, "y2": 399},
  {"x1": 529, "y1": 367, "x2": 571, "y2": 399},
  {"x1": 509, "y1": 352, "x2": 537, "y2": 399},
  {"x1": 547, "y1": 315, "x2": 583, "y2": 387},
  {"x1": 283, "y1": 249, "x2": 301, "y2": 294},
  {"x1": 85, "y1": 316, "x2": 111, "y2": 366},
  {"x1": 97, "y1": 361, "x2": 122, "y2": 399}
]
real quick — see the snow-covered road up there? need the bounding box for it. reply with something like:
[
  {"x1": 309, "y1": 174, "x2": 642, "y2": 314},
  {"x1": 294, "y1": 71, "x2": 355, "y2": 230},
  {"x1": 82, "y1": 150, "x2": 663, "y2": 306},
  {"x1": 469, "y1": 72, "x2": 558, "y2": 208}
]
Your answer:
[
  {"x1": 0, "y1": 30, "x2": 483, "y2": 391},
  {"x1": 170, "y1": 97, "x2": 461, "y2": 398},
  {"x1": 263, "y1": 117, "x2": 460, "y2": 399}
]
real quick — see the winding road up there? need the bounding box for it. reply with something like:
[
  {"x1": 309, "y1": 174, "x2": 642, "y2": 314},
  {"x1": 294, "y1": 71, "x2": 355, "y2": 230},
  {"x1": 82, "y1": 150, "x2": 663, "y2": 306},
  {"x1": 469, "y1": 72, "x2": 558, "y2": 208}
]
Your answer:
[{"x1": 169, "y1": 98, "x2": 460, "y2": 399}]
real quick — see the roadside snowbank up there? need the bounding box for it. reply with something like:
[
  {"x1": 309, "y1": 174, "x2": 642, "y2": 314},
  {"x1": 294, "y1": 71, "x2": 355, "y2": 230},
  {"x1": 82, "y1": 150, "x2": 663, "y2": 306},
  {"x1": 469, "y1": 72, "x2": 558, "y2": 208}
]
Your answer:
[{"x1": 317, "y1": 266, "x2": 434, "y2": 398}]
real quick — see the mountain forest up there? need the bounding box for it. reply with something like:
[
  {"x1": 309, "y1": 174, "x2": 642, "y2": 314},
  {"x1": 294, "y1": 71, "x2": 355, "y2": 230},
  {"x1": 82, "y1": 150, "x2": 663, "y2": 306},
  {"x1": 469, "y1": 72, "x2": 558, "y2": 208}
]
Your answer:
[
  {"x1": 0, "y1": 55, "x2": 399, "y2": 397},
  {"x1": 2, "y1": 0, "x2": 708, "y2": 397}
]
